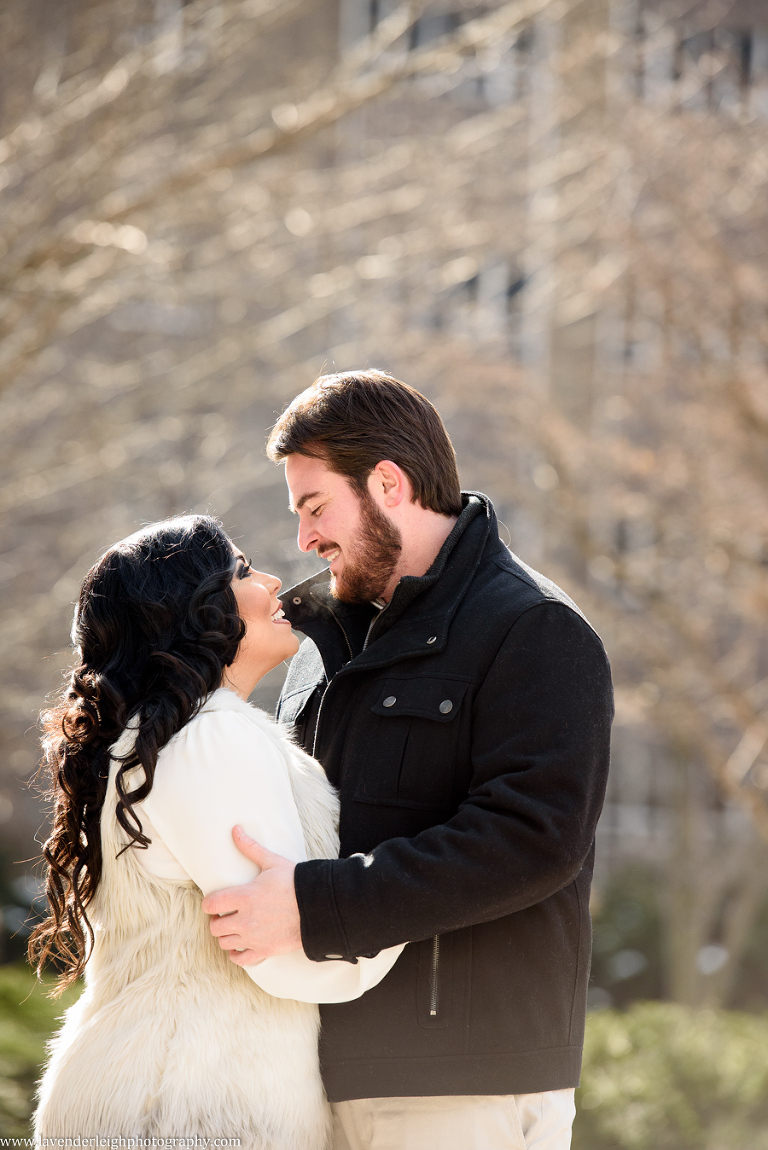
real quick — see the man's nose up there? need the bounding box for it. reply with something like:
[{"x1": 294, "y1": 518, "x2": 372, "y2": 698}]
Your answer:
[{"x1": 297, "y1": 518, "x2": 318, "y2": 553}]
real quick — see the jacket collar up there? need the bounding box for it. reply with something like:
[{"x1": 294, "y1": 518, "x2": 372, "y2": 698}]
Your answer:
[{"x1": 279, "y1": 492, "x2": 501, "y2": 673}]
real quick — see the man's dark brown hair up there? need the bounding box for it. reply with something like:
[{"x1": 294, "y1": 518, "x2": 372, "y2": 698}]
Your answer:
[{"x1": 267, "y1": 369, "x2": 463, "y2": 517}]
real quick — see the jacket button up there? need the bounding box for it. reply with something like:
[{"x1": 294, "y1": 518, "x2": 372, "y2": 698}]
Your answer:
[
  {"x1": 325, "y1": 954, "x2": 344, "y2": 960},
  {"x1": 439, "y1": 699, "x2": 453, "y2": 714},
  {"x1": 292, "y1": 596, "x2": 302, "y2": 605},
  {"x1": 383, "y1": 695, "x2": 396, "y2": 707},
  {"x1": 426, "y1": 635, "x2": 437, "y2": 644}
]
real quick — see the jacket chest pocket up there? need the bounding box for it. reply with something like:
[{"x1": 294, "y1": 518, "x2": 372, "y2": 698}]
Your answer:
[{"x1": 350, "y1": 677, "x2": 471, "y2": 810}]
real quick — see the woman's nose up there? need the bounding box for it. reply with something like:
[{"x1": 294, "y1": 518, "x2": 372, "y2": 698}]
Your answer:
[{"x1": 255, "y1": 570, "x2": 281, "y2": 594}]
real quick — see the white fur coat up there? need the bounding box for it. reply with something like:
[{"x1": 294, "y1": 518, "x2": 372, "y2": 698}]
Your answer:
[{"x1": 34, "y1": 691, "x2": 343, "y2": 1149}]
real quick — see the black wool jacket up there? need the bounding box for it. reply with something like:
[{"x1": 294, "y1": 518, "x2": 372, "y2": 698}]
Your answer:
[{"x1": 276, "y1": 493, "x2": 613, "y2": 1103}]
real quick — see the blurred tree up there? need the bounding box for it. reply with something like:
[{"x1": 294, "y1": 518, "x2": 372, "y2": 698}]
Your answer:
[{"x1": 1, "y1": 0, "x2": 767, "y2": 1009}]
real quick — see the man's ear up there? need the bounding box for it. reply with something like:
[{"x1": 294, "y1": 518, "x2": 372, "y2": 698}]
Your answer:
[{"x1": 369, "y1": 460, "x2": 410, "y2": 508}]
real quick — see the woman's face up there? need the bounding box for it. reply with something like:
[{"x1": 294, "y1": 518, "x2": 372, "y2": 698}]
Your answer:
[{"x1": 225, "y1": 550, "x2": 299, "y2": 696}]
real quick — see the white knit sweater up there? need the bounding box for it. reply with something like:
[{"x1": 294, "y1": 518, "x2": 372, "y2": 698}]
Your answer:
[{"x1": 34, "y1": 688, "x2": 402, "y2": 1148}]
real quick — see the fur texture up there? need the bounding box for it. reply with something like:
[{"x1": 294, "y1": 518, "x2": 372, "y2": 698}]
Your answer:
[{"x1": 34, "y1": 692, "x2": 340, "y2": 1148}]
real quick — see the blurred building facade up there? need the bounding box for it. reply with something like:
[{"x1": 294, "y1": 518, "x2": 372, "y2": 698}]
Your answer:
[{"x1": 2, "y1": 0, "x2": 767, "y2": 1006}]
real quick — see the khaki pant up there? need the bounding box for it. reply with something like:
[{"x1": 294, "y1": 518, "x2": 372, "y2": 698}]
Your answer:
[{"x1": 331, "y1": 1088, "x2": 576, "y2": 1150}]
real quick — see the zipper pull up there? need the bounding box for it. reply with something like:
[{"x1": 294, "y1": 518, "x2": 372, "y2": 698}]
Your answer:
[{"x1": 429, "y1": 934, "x2": 440, "y2": 1017}]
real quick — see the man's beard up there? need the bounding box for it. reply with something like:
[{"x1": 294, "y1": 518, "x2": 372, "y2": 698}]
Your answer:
[{"x1": 330, "y1": 489, "x2": 402, "y2": 604}]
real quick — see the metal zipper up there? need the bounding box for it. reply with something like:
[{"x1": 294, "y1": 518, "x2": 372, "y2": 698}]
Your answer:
[
  {"x1": 429, "y1": 935, "x2": 440, "y2": 1017},
  {"x1": 313, "y1": 602, "x2": 382, "y2": 754},
  {"x1": 311, "y1": 676, "x2": 335, "y2": 759},
  {"x1": 311, "y1": 612, "x2": 353, "y2": 757},
  {"x1": 336, "y1": 620, "x2": 354, "y2": 662},
  {"x1": 363, "y1": 600, "x2": 390, "y2": 651}
]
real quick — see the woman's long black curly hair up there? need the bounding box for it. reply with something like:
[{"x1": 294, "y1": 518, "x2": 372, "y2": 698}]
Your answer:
[{"x1": 28, "y1": 515, "x2": 245, "y2": 993}]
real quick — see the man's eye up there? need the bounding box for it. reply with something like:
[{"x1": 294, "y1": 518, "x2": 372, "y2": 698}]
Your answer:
[{"x1": 310, "y1": 505, "x2": 323, "y2": 517}]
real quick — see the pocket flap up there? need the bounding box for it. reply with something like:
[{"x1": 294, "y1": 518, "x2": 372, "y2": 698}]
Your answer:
[{"x1": 370, "y1": 677, "x2": 470, "y2": 722}]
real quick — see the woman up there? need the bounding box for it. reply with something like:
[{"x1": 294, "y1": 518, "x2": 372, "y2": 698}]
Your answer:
[{"x1": 30, "y1": 515, "x2": 402, "y2": 1148}]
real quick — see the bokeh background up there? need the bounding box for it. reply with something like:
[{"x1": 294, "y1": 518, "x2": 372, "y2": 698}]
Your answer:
[{"x1": 2, "y1": 0, "x2": 768, "y2": 1142}]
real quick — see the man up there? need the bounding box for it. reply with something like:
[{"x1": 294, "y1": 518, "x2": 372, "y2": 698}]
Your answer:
[{"x1": 202, "y1": 370, "x2": 613, "y2": 1150}]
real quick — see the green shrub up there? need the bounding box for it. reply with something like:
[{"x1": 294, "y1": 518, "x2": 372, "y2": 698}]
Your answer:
[
  {"x1": 590, "y1": 865, "x2": 664, "y2": 1009},
  {"x1": 0, "y1": 963, "x2": 81, "y2": 1137},
  {"x1": 575, "y1": 1002, "x2": 768, "y2": 1150}
]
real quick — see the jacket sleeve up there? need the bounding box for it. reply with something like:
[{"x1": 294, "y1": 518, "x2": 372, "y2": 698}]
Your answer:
[
  {"x1": 142, "y1": 707, "x2": 403, "y2": 1001},
  {"x1": 294, "y1": 601, "x2": 613, "y2": 960}
]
